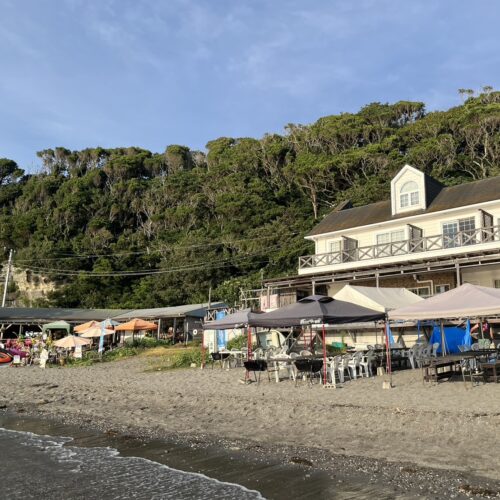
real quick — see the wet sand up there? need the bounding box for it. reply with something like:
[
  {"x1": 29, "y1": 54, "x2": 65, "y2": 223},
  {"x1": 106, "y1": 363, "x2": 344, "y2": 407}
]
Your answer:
[{"x1": 1, "y1": 355, "x2": 500, "y2": 498}]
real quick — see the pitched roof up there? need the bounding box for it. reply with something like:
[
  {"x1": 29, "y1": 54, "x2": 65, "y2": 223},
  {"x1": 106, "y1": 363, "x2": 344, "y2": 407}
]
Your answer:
[{"x1": 308, "y1": 175, "x2": 500, "y2": 236}]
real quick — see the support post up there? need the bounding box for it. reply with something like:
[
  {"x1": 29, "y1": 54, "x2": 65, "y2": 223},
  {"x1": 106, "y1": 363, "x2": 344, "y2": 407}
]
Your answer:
[
  {"x1": 375, "y1": 271, "x2": 380, "y2": 288},
  {"x1": 312, "y1": 280, "x2": 316, "y2": 295},
  {"x1": 172, "y1": 317, "x2": 177, "y2": 345},
  {"x1": 201, "y1": 330, "x2": 206, "y2": 369},
  {"x1": 322, "y1": 324, "x2": 327, "y2": 385},
  {"x1": 384, "y1": 322, "x2": 393, "y2": 386},
  {"x1": 440, "y1": 319, "x2": 447, "y2": 356},
  {"x1": 2, "y1": 249, "x2": 13, "y2": 308},
  {"x1": 157, "y1": 318, "x2": 161, "y2": 340},
  {"x1": 455, "y1": 262, "x2": 461, "y2": 287}
]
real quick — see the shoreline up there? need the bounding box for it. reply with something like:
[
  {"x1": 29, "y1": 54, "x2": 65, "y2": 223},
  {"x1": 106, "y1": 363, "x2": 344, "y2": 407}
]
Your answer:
[
  {"x1": 2, "y1": 357, "x2": 500, "y2": 498},
  {"x1": 3, "y1": 407, "x2": 498, "y2": 500}
]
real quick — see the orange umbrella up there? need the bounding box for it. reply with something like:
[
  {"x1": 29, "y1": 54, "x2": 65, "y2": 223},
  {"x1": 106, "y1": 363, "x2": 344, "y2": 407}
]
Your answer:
[
  {"x1": 53, "y1": 335, "x2": 92, "y2": 348},
  {"x1": 74, "y1": 320, "x2": 100, "y2": 333},
  {"x1": 80, "y1": 326, "x2": 115, "y2": 338},
  {"x1": 115, "y1": 318, "x2": 157, "y2": 331}
]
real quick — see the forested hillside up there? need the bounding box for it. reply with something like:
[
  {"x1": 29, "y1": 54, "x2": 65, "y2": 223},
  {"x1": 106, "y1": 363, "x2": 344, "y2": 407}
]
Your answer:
[{"x1": 1, "y1": 89, "x2": 500, "y2": 308}]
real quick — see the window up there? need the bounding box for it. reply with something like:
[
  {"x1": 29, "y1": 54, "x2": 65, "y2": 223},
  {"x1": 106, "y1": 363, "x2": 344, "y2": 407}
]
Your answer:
[
  {"x1": 494, "y1": 280, "x2": 500, "y2": 289},
  {"x1": 442, "y1": 217, "x2": 476, "y2": 248},
  {"x1": 376, "y1": 230, "x2": 406, "y2": 256},
  {"x1": 435, "y1": 284, "x2": 450, "y2": 294},
  {"x1": 408, "y1": 286, "x2": 431, "y2": 298},
  {"x1": 400, "y1": 181, "x2": 419, "y2": 209},
  {"x1": 328, "y1": 240, "x2": 341, "y2": 264},
  {"x1": 329, "y1": 240, "x2": 341, "y2": 253}
]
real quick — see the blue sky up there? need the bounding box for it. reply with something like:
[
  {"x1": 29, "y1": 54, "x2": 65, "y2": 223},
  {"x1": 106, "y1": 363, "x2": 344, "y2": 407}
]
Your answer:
[{"x1": 1, "y1": 0, "x2": 499, "y2": 171}]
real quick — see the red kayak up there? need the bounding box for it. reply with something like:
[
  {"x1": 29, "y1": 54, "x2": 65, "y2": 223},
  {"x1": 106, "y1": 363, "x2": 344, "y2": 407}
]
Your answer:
[{"x1": 0, "y1": 351, "x2": 13, "y2": 364}]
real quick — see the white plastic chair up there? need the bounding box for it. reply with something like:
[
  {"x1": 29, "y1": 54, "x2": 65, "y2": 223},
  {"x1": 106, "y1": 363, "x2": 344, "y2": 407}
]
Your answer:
[
  {"x1": 431, "y1": 342, "x2": 440, "y2": 357},
  {"x1": 359, "y1": 350, "x2": 376, "y2": 377},
  {"x1": 347, "y1": 352, "x2": 363, "y2": 380}
]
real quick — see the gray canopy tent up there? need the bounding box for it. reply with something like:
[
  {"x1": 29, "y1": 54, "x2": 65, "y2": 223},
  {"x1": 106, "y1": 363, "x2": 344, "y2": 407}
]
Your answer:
[
  {"x1": 201, "y1": 309, "x2": 264, "y2": 368},
  {"x1": 388, "y1": 283, "x2": 500, "y2": 355},
  {"x1": 250, "y1": 295, "x2": 385, "y2": 384}
]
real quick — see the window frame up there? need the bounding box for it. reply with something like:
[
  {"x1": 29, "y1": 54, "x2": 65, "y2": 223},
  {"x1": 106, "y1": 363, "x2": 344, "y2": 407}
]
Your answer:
[
  {"x1": 399, "y1": 181, "x2": 420, "y2": 210},
  {"x1": 441, "y1": 216, "x2": 476, "y2": 248},
  {"x1": 434, "y1": 284, "x2": 450, "y2": 294},
  {"x1": 408, "y1": 286, "x2": 432, "y2": 298}
]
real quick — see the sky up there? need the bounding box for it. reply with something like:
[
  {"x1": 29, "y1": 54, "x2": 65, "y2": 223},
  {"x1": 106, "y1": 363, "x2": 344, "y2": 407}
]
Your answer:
[{"x1": 1, "y1": 0, "x2": 500, "y2": 172}]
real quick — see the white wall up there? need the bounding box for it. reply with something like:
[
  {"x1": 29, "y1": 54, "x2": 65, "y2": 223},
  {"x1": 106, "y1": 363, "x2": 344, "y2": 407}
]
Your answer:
[
  {"x1": 462, "y1": 264, "x2": 500, "y2": 287},
  {"x1": 303, "y1": 201, "x2": 500, "y2": 276}
]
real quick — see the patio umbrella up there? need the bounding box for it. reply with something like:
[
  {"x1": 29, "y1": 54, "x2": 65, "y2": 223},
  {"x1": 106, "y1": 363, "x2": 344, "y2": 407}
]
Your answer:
[
  {"x1": 251, "y1": 295, "x2": 384, "y2": 328},
  {"x1": 80, "y1": 326, "x2": 115, "y2": 338},
  {"x1": 115, "y1": 318, "x2": 158, "y2": 331},
  {"x1": 53, "y1": 335, "x2": 92, "y2": 348},
  {"x1": 252, "y1": 295, "x2": 385, "y2": 384},
  {"x1": 74, "y1": 320, "x2": 100, "y2": 333}
]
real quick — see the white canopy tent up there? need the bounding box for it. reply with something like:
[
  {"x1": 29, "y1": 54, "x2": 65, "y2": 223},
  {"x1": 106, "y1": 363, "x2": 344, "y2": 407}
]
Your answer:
[
  {"x1": 333, "y1": 285, "x2": 423, "y2": 313},
  {"x1": 388, "y1": 283, "x2": 500, "y2": 321}
]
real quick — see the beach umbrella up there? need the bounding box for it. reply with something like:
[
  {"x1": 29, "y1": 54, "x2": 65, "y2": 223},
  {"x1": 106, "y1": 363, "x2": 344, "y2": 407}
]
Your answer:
[
  {"x1": 74, "y1": 320, "x2": 101, "y2": 333},
  {"x1": 80, "y1": 326, "x2": 115, "y2": 338},
  {"x1": 115, "y1": 318, "x2": 157, "y2": 331},
  {"x1": 53, "y1": 335, "x2": 92, "y2": 348}
]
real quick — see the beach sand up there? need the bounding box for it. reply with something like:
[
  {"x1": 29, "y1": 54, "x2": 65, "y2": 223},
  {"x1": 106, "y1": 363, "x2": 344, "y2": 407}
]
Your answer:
[{"x1": 1, "y1": 354, "x2": 500, "y2": 498}]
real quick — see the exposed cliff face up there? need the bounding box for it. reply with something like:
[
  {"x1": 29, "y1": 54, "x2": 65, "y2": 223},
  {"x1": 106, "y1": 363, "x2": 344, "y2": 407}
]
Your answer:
[{"x1": 2, "y1": 267, "x2": 56, "y2": 306}]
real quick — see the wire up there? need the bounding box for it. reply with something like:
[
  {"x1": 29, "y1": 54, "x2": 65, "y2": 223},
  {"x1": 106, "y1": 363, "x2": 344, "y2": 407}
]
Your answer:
[
  {"x1": 14, "y1": 243, "x2": 285, "y2": 277},
  {"x1": 13, "y1": 231, "x2": 299, "y2": 263}
]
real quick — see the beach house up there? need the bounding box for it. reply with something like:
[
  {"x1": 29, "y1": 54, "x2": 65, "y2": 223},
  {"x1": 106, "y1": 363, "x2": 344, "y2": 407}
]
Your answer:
[{"x1": 261, "y1": 165, "x2": 500, "y2": 305}]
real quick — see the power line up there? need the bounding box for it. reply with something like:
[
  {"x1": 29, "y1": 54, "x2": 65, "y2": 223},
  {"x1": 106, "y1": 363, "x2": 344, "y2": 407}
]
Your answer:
[
  {"x1": 12, "y1": 231, "x2": 299, "y2": 263},
  {"x1": 14, "y1": 244, "x2": 284, "y2": 278}
]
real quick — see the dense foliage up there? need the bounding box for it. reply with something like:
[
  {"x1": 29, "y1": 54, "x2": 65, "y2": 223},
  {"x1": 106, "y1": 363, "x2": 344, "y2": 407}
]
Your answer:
[{"x1": 1, "y1": 89, "x2": 500, "y2": 308}]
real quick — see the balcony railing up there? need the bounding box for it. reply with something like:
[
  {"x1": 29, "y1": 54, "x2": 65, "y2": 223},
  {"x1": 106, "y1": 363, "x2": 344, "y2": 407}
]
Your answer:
[{"x1": 299, "y1": 225, "x2": 500, "y2": 270}]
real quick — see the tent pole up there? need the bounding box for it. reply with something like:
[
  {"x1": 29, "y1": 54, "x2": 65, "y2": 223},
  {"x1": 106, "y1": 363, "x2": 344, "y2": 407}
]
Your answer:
[
  {"x1": 440, "y1": 319, "x2": 446, "y2": 356},
  {"x1": 322, "y1": 324, "x2": 327, "y2": 385},
  {"x1": 384, "y1": 322, "x2": 392, "y2": 386},
  {"x1": 479, "y1": 317, "x2": 484, "y2": 340},
  {"x1": 247, "y1": 326, "x2": 253, "y2": 360}
]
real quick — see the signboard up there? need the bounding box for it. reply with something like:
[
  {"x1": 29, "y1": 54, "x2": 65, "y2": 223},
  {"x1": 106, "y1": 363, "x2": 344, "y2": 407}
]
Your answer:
[{"x1": 74, "y1": 345, "x2": 83, "y2": 359}]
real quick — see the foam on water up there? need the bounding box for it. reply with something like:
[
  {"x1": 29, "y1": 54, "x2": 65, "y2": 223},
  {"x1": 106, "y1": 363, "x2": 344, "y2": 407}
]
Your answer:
[{"x1": 0, "y1": 427, "x2": 265, "y2": 500}]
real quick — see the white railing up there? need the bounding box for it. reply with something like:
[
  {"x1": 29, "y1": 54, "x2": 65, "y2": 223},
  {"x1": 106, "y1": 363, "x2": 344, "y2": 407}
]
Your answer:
[{"x1": 299, "y1": 225, "x2": 500, "y2": 270}]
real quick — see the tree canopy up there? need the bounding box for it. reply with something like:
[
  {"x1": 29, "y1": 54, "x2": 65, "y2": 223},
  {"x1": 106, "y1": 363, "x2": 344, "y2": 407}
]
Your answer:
[{"x1": 2, "y1": 89, "x2": 500, "y2": 307}]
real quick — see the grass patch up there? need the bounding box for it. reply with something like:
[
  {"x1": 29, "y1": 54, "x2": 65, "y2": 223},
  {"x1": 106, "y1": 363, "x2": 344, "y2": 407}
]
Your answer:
[{"x1": 145, "y1": 347, "x2": 202, "y2": 372}]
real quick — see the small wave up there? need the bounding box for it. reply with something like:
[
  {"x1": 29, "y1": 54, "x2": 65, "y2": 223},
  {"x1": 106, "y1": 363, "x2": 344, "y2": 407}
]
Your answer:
[{"x1": 0, "y1": 427, "x2": 264, "y2": 499}]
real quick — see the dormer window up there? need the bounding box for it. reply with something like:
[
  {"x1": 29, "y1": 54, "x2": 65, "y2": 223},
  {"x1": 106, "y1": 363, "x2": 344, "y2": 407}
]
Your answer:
[{"x1": 400, "y1": 181, "x2": 419, "y2": 209}]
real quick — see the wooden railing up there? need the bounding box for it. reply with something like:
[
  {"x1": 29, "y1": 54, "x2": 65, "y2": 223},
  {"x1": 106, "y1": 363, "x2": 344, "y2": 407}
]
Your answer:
[{"x1": 299, "y1": 225, "x2": 500, "y2": 270}]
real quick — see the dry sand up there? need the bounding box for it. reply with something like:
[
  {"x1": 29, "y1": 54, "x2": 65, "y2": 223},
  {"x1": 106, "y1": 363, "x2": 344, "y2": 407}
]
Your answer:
[{"x1": 1, "y1": 354, "x2": 500, "y2": 487}]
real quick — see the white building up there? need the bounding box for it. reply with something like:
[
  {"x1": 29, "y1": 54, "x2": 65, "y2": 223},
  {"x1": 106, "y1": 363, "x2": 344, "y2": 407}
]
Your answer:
[{"x1": 263, "y1": 165, "x2": 500, "y2": 302}]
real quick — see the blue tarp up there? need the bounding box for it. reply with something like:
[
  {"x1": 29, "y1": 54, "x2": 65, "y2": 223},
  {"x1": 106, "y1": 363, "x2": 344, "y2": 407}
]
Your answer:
[
  {"x1": 216, "y1": 311, "x2": 227, "y2": 350},
  {"x1": 386, "y1": 324, "x2": 396, "y2": 345},
  {"x1": 429, "y1": 324, "x2": 471, "y2": 354}
]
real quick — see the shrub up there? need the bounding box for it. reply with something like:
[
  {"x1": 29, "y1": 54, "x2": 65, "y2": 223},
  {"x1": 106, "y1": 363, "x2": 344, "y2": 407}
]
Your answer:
[{"x1": 226, "y1": 335, "x2": 248, "y2": 350}]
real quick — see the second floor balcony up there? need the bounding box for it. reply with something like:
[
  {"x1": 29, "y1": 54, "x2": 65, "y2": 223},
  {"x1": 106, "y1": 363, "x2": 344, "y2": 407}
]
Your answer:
[{"x1": 299, "y1": 225, "x2": 500, "y2": 274}]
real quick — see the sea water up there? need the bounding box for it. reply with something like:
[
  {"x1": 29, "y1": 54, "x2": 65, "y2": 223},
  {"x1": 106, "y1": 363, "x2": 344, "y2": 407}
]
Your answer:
[{"x1": 0, "y1": 427, "x2": 264, "y2": 500}]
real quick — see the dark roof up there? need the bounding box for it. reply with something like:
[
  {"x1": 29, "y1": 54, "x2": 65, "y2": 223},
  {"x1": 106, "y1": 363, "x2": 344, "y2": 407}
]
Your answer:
[
  {"x1": 308, "y1": 176, "x2": 500, "y2": 236},
  {"x1": 113, "y1": 302, "x2": 226, "y2": 320},
  {"x1": 0, "y1": 302, "x2": 227, "y2": 324},
  {"x1": 0, "y1": 308, "x2": 129, "y2": 323}
]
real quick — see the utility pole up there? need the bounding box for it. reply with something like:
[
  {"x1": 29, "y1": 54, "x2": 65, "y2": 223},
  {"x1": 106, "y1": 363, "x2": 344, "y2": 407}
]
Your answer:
[{"x1": 2, "y1": 249, "x2": 13, "y2": 307}]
